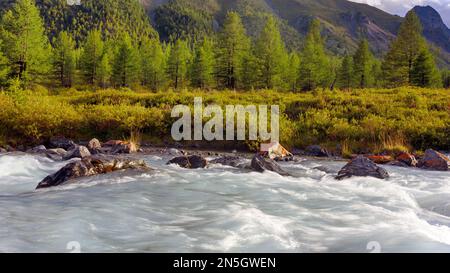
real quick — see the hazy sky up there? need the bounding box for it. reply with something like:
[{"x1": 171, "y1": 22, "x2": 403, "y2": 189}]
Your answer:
[{"x1": 350, "y1": 0, "x2": 450, "y2": 27}]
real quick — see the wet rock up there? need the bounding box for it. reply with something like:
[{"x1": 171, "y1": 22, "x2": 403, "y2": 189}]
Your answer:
[
  {"x1": 418, "y1": 149, "x2": 449, "y2": 171},
  {"x1": 260, "y1": 142, "x2": 293, "y2": 161},
  {"x1": 87, "y1": 138, "x2": 102, "y2": 154},
  {"x1": 250, "y1": 154, "x2": 290, "y2": 176},
  {"x1": 366, "y1": 155, "x2": 393, "y2": 164},
  {"x1": 26, "y1": 145, "x2": 47, "y2": 153},
  {"x1": 111, "y1": 142, "x2": 138, "y2": 154},
  {"x1": 387, "y1": 161, "x2": 410, "y2": 168},
  {"x1": 0, "y1": 147, "x2": 7, "y2": 153},
  {"x1": 168, "y1": 148, "x2": 184, "y2": 156},
  {"x1": 305, "y1": 145, "x2": 330, "y2": 157},
  {"x1": 44, "y1": 148, "x2": 67, "y2": 161},
  {"x1": 36, "y1": 155, "x2": 150, "y2": 189},
  {"x1": 104, "y1": 140, "x2": 124, "y2": 147},
  {"x1": 210, "y1": 156, "x2": 249, "y2": 168},
  {"x1": 396, "y1": 153, "x2": 418, "y2": 167},
  {"x1": 48, "y1": 137, "x2": 76, "y2": 150},
  {"x1": 336, "y1": 156, "x2": 389, "y2": 180},
  {"x1": 63, "y1": 145, "x2": 91, "y2": 160},
  {"x1": 167, "y1": 155, "x2": 208, "y2": 169}
]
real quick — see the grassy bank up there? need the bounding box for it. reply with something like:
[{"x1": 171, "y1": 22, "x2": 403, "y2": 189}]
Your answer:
[{"x1": 0, "y1": 87, "x2": 449, "y2": 155}]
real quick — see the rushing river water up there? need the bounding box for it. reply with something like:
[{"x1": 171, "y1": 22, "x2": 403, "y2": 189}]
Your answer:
[{"x1": 1, "y1": 152, "x2": 450, "y2": 253}]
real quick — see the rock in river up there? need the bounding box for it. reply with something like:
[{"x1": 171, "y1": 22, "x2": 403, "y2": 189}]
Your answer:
[
  {"x1": 210, "y1": 156, "x2": 249, "y2": 168},
  {"x1": 36, "y1": 155, "x2": 150, "y2": 189},
  {"x1": 418, "y1": 149, "x2": 449, "y2": 171},
  {"x1": 48, "y1": 137, "x2": 76, "y2": 150},
  {"x1": 63, "y1": 145, "x2": 91, "y2": 160},
  {"x1": 251, "y1": 154, "x2": 289, "y2": 176},
  {"x1": 336, "y1": 156, "x2": 389, "y2": 180},
  {"x1": 167, "y1": 155, "x2": 208, "y2": 169},
  {"x1": 87, "y1": 138, "x2": 102, "y2": 154}
]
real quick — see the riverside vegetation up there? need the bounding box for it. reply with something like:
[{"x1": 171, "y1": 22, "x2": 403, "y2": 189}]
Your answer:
[{"x1": 0, "y1": 0, "x2": 449, "y2": 155}]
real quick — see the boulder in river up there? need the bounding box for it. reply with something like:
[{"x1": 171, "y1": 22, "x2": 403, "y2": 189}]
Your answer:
[
  {"x1": 305, "y1": 145, "x2": 330, "y2": 157},
  {"x1": 336, "y1": 156, "x2": 389, "y2": 180},
  {"x1": 87, "y1": 138, "x2": 102, "y2": 154},
  {"x1": 36, "y1": 155, "x2": 150, "y2": 189},
  {"x1": 63, "y1": 145, "x2": 91, "y2": 160},
  {"x1": 48, "y1": 137, "x2": 76, "y2": 150},
  {"x1": 396, "y1": 153, "x2": 418, "y2": 167},
  {"x1": 260, "y1": 142, "x2": 293, "y2": 161},
  {"x1": 250, "y1": 154, "x2": 289, "y2": 176},
  {"x1": 418, "y1": 149, "x2": 449, "y2": 171},
  {"x1": 366, "y1": 155, "x2": 393, "y2": 164},
  {"x1": 210, "y1": 156, "x2": 249, "y2": 168},
  {"x1": 26, "y1": 145, "x2": 47, "y2": 154},
  {"x1": 167, "y1": 155, "x2": 208, "y2": 169},
  {"x1": 0, "y1": 147, "x2": 7, "y2": 154}
]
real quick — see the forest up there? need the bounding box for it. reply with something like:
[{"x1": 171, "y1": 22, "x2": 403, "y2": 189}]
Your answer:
[{"x1": 0, "y1": 0, "x2": 449, "y2": 154}]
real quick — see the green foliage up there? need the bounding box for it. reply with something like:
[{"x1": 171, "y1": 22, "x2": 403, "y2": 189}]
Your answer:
[
  {"x1": 337, "y1": 55, "x2": 353, "y2": 90},
  {"x1": 191, "y1": 38, "x2": 216, "y2": 89},
  {"x1": 112, "y1": 33, "x2": 140, "y2": 87},
  {"x1": 411, "y1": 50, "x2": 442, "y2": 88},
  {"x1": 52, "y1": 31, "x2": 76, "y2": 87},
  {"x1": 216, "y1": 12, "x2": 250, "y2": 89},
  {"x1": 0, "y1": 39, "x2": 9, "y2": 87},
  {"x1": 285, "y1": 52, "x2": 301, "y2": 92},
  {"x1": 0, "y1": 0, "x2": 50, "y2": 86},
  {"x1": 80, "y1": 30, "x2": 104, "y2": 85},
  {"x1": 382, "y1": 11, "x2": 435, "y2": 87},
  {"x1": 167, "y1": 39, "x2": 191, "y2": 89},
  {"x1": 299, "y1": 19, "x2": 331, "y2": 91},
  {"x1": 140, "y1": 37, "x2": 167, "y2": 91},
  {"x1": 254, "y1": 16, "x2": 289, "y2": 89},
  {"x1": 353, "y1": 39, "x2": 375, "y2": 88}
]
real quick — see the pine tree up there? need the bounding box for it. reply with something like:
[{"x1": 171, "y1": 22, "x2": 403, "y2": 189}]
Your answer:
[
  {"x1": 216, "y1": 12, "x2": 250, "y2": 89},
  {"x1": 191, "y1": 38, "x2": 215, "y2": 89},
  {"x1": 0, "y1": 40, "x2": 9, "y2": 87},
  {"x1": 254, "y1": 16, "x2": 288, "y2": 89},
  {"x1": 167, "y1": 39, "x2": 191, "y2": 89},
  {"x1": 240, "y1": 47, "x2": 258, "y2": 90},
  {"x1": 298, "y1": 19, "x2": 330, "y2": 91},
  {"x1": 285, "y1": 52, "x2": 301, "y2": 92},
  {"x1": 411, "y1": 49, "x2": 442, "y2": 88},
  {"x1": 112, "y1": 33, "x2": 141, "y2": 87},
  {"x1": 80, "y1": 30, "x2": 104, "y2": 85},
  {"x1": 382, "y1": 11, "x2": 428, "y2": 87},
  {"x1": 337, "y1": 54, "x2": 353, "y2": 90},
  {"x1": 52, "y1": 31, "x2": 76, "y2": 87},
  {"x1": 97, "y1": 51, "x2": 112, "y2": 88},
  {"x1": 353, "y1": 39, "x2": 374, "y2": 88},
  {"x1": 0, "y1": 0, "x2": 50, "y2": 86},
  {"x1": 442, "y1": 70, "x2": 450, "y2": 89},
  {"x1": 140, "y1": 37, "x2": 167, "y2": 90}
]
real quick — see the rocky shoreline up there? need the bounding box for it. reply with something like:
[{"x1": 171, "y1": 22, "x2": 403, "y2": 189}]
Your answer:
[{"x1": 0, "y1": 138, "x2": 449, "y2": 190}]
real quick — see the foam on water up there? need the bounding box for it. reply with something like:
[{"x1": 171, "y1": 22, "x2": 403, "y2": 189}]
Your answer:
[{"x1": 0, "y1": 153, "x2": 450, "y2": 252}]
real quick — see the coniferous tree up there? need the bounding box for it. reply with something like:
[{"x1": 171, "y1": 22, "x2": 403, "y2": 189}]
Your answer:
[
  {"x1": 216, "y1": 12, "x2": 250, "y2": 89},
  {"x1": 80, "y1": 30, "x2": 104, "y2": 85},
  {"x1": 411, "y1": 49, "x2": 442, "y2": 88},
  {"x1": 52, "y1": 31, "x2": 76, "y2": 87},
  {"x1": 442, "y1": 70, "x2": 450, "y2": 89},
  {"x1": 97, "y1": 51, "x2": 112, "y2": 88},
  {"x1": 353, "y1": 39, "x2": 374, "y2": 88},
  {"x1": 112, "y1": 33, "x2": 141, "y2": 87},
  {"x1": 337, "y1": 54, "x2": 353, "y2": 90},
  {"x1": 167, "y1": 39, "x2": 191, "y2": 89},
  {"x1": 240, "y1": 47, "x2": 258, "y2": 90},
  {"x1": 382, "y1": 11, "x2": 429, "y2": 87},
  {"x1": 0, "y1": 40, "x2": 9, "y2": 87},
  {"x1": 0, "y1": 0, "x2": 50, "y2": 86},
  {"x1": 140, "y1": 37, "x2": 167, "y2": 90},
  {"x1": 191, "y1": 38, "x2": 215, "y2": 89},
  {"x1": 254, "y1": 16, "x2": 288, "y2": 89},
  {"x1": 285, "y1": 52, "x2": 301, "y2": 92},
  {"x1": 299, "y1": 19, "x2": 330, "y2": 91}
]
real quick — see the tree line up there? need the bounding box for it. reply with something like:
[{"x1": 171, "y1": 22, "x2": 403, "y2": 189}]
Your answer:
[{"x1": 0, "y1": 0, "x2": 448, "y2": 91}]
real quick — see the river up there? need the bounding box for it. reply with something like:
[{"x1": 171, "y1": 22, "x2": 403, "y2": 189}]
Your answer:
[{"x1": 1, "y1": 153, "x2": 450, "y2": 253}]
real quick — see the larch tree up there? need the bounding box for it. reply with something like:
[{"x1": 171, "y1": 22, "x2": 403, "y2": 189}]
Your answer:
[
  {"x1": 411, "y1": 49, "x2": 442, "y2": 88},
  {"x1": 80, "y1": 30, "x2": 104, "y2": 85},
  {"x1": 254, "y1": 16, "x2": 288, "y2": 89},
  {"x1": 0, "y1": 40, "x2": 9, "y2": 87},
  {"x1": 112, "y1": 32, "x2": 141, "y2": 87},
  {"x1": 0, "y1": 0, "x2": 50, "y2": 86},
  {"x1": 352, "y1": 39, "x2": 375, "y2": 88},
  {"x1": 140, "y1": 37, "x2": 167, "y2": 91},
  {"x1": 285, "y1": 52, "x2": 301, "y2": 92},
  {"x1": 52, "y1": 31, "x2": 76, "y2": 87},
  {"x1": 216, "y1": 12, "x2": 250, "y2": 89},
  {"x1": 166, "y1": 39, "x2": 191, "y2": 89},
  {"x1": 382, "y1": 11, "x2": 429, "y2": 87},
  {"x1": 337, "y1": 54, "x2": 353, "y2": 91},
  {"x1": 298, "y1": 19, "x2": 330, "y2": 91},
  {"x1": 191, "y1": 38, "x2": 216, "y2": 89}
]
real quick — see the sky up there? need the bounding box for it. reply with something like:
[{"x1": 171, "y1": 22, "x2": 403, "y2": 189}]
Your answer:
[{"x1": 350, "y1": 0, "x2": 450, "y2": 27}]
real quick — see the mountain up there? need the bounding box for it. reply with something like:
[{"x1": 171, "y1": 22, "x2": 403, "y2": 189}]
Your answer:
[
  {"x1": 0, "y1": 0, "x2": 158, "y2": 42},
  {"x1": 413, "y1": 6, "x2": 450, "y2": 53}
]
